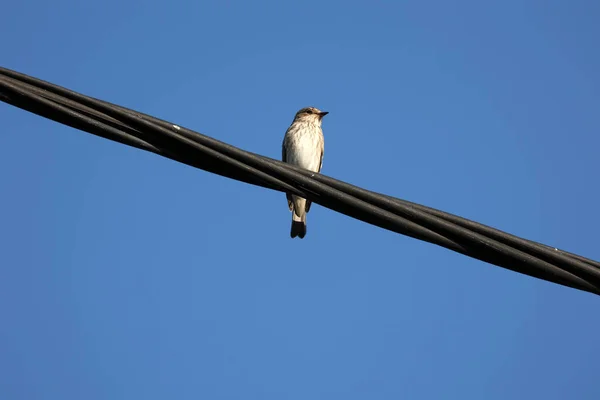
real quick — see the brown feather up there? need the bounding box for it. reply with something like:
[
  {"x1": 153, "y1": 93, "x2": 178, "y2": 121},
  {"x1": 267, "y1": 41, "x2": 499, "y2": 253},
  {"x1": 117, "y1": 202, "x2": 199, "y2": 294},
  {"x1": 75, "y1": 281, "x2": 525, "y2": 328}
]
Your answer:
[
  {"x1": 282, "y1": 142, "x2": 293, "y2": 210},
  {"x1": 305, "y1": 148, "x2": 324, "y2": 213}
]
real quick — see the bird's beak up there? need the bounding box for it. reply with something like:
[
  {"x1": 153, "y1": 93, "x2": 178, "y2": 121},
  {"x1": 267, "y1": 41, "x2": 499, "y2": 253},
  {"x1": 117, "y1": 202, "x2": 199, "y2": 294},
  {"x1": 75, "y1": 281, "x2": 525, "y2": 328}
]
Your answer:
[{"x1": 318, "y1": 111, "x2": 329, "y2": 118}]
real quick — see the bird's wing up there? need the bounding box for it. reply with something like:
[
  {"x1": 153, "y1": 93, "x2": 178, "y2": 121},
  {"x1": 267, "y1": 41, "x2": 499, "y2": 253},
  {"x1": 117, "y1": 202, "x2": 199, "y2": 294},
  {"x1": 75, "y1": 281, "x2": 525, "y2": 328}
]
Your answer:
[
  {"x1": 305, "y1": 148, "x2": 323, "y2": 213},
  {"x1": 317, "y1": 147, "x2": 324, "y2": 173},
  {"x1": 282, "y1": 140, "x2": 293, "y2": 211}
]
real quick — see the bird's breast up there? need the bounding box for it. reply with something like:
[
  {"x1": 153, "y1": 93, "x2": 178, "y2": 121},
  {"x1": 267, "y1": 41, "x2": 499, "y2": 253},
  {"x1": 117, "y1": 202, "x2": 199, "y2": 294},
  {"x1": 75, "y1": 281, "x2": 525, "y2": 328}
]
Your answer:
[{"x1": 284, "y1": 123, "x2": 324, "y2": 172}]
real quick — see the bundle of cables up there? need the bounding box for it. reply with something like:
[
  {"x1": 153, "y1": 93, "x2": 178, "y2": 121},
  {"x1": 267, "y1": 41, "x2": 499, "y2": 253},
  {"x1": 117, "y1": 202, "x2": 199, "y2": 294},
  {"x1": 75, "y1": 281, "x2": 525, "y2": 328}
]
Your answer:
[{"x1": 1, "y1": 66, "x2": 599, "y2": 296}]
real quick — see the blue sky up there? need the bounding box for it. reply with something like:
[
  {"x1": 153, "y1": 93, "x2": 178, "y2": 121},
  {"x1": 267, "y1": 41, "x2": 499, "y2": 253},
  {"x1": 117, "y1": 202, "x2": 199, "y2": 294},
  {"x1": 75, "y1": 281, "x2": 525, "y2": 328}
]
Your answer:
[{"x1": 1, "y1": 1, "x2": 599, "y2": 399}]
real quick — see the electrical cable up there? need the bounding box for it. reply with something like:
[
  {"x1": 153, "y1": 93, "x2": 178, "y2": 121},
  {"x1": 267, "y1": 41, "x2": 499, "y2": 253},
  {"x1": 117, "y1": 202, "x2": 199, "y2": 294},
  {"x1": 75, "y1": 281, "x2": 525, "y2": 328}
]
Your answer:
[{"x1": 1, "y1": 66, "x2": 599, "y2": 296}]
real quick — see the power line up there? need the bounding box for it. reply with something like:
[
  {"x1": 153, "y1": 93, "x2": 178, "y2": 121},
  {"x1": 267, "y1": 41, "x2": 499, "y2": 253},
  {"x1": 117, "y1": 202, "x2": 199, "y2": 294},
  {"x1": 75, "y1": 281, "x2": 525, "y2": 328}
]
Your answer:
[{"x1": 1, "y1": 66, "x2": 599, "y2": 296}]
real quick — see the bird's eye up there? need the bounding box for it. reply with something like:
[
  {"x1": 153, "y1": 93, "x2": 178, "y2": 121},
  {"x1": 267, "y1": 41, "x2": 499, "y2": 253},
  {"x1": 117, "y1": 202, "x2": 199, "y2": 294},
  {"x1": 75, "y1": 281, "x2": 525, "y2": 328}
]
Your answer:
[{"x1": 306, "y1": 110, "x2": 313, "y2": 114}]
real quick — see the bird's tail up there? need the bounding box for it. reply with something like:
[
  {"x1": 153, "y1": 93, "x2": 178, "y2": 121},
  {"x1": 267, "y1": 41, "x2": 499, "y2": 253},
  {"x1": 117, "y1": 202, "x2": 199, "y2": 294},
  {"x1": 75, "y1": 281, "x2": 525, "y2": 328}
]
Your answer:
[{"x1": 290, "y1": 209, "x2": 307, "y2": 239}]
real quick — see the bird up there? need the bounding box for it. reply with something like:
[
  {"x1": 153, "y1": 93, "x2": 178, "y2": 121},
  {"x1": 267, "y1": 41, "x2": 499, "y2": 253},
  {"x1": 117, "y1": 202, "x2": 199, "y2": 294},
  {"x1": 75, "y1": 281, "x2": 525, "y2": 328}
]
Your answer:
[{"x1": 282, "y1": 106, "x2": 328, "y2": 239}]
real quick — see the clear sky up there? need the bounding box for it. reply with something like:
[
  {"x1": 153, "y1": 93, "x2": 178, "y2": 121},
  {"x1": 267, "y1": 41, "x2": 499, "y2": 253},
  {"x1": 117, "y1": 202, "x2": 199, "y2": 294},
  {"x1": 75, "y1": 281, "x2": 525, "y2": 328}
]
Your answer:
[{"x1": 1, "y1": 1, "x2": 599, "y2": 399}]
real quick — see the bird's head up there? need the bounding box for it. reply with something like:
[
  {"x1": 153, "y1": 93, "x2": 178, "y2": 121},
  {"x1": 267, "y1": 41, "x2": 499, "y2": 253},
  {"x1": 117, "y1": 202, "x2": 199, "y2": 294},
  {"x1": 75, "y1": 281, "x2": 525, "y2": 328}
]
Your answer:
[{"x1": 293, "y1": 107, "x2": 329, "y2": 124}]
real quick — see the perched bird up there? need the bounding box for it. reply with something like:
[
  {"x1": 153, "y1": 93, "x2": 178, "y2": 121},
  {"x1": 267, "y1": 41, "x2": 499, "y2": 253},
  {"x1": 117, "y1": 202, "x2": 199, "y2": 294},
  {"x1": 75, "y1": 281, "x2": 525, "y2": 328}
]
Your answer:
[{"x1": 282, "y1": 106, "x2": 328, "y2": 239}]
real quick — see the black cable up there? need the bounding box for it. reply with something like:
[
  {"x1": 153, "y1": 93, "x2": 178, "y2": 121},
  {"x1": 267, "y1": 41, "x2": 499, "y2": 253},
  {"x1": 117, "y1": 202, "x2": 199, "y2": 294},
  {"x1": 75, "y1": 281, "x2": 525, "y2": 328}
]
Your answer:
[{"x1": 1, "y1": 66, "x2": 599, "y2": 296}]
